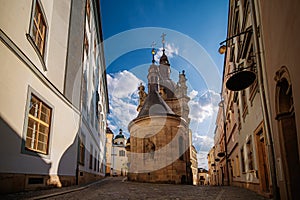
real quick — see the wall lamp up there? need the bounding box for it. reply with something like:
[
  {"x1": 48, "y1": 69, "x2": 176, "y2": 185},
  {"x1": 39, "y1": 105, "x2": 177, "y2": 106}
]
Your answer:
[
  {"x1": 218, "y1": 28, "x2": 256, "y2": 91},
  {"x1": 218, "y1": 29, "x2": 253, "y2": 54}
]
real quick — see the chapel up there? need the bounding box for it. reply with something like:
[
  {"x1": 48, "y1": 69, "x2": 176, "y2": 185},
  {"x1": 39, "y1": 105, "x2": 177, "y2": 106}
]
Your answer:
[{"x1": 127, "y1": 35, "x2": 192, "y2": 184}]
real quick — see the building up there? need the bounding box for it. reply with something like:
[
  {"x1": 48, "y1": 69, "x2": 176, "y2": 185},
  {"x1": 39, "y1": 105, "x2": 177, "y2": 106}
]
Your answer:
[
  {"x1": 207, "y1": 147, "x2": 216, "y2": 185},
  {"x1": 212, "y1": 0, "x2": 272, "y2": 196},
  {"x1": 190, "y1": 145, "x2": 198, "y2": 185},
  {"x1": 257, "y1": 0, "x2": 300, "y2": 199},
  {"x1": 105, "y1": 127, "x2": 114, "y2": 176},
  {"x1": 111, "y1": 129, "x2": 128, "y2": 176},
  {"x1": 212, "y1": 0, "x2": 300, "y2": 199},
  {"x1": 198, "y1": 168, "x2": 209, "y2": 185},
  {"x1": 0, "y1": 0, "x2": 108, "y2": 193},
  {"x1": 73, "y1": 0, "x2": 109, "y2": 185},
  {"x1": 127, "y1": 37, "x2": 192, "y2": 184}
]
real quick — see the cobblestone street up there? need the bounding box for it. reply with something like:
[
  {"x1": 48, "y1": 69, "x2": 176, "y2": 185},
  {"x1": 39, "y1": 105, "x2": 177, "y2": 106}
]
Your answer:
[{"x1": 1, "y1": 177, "x2": 270, "y2": 200}]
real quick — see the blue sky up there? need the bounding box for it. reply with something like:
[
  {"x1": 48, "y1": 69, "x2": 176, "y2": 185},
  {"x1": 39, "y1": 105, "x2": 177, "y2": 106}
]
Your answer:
[{"x1": 100, "y1": 0, "x2": 229, "y2": 169}]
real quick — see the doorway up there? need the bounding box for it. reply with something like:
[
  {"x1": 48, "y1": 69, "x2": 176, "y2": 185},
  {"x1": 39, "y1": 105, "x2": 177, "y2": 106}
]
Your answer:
[
  {"x1": 275, "y1": 67, "x2": 300, "y2": 199},
  {"x1": 254, "y1": 123, "x2": 270, "y2": 194}
]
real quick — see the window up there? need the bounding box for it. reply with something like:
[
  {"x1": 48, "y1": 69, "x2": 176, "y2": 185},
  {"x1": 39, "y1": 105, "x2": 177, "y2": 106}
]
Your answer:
[
  {"x1": 86, "y1": 0, "x2": 91, "y2": 22},
  {"x1": 94, "y1": 151, "x2": 97, "y2": 171},
  {"x1": 89, "y1": 145, "x2": 93, "y2": 169},
  {"x1": 236, "y1": 155, "x2": 240, "y2": 176},
  {"x1": 31, "y1": 0, "x2": 47, "y2": 57},
  {"x1": 231, "y1": 159, "x2": 235, "y2": 177},
  {"x1": 247, "y1": 138, "x2": 254, "y2": 170},
  {"x1": 240, "y1": 147, "x2": 246, "y2": 173},
  {"x1": 97, "y1": 158, "x2": 100, "y2": 172},
  {"x1": 119, "y1": 150, "x2": 125, "y2": 157},
  {"x1": 241, "y1": 90, "x2": 248, "y2": 119},
  {"x1": 84, "y1": 31, "x2": 89, "y2": 55},
  {"x1": 25, "y1": 94, "x2": 52, "y2": 154},
  {"x1": 78, "y1": 135, "x2": 85, "y2": 165},
  {"x1": 81, "y1": 70, "x2": 87, "y2": 109}
]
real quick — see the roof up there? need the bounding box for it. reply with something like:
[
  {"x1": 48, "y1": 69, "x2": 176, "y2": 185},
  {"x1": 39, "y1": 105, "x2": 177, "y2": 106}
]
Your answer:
[
  {"x1": 115, "y1": 134, "x2": 125, "y2": 139},
  {"x1": 137, "y1": 90, "x2": 176, "y2": 119}
]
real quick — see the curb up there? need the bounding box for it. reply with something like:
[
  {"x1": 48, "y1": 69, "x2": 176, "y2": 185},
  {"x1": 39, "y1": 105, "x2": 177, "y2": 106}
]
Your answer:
[{"x1": 28, "y1": 178, "x2": 107, "y2": 200}]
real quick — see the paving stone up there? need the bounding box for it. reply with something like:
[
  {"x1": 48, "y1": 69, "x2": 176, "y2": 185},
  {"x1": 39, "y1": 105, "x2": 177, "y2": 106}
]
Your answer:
[{"x1": 0, "y1": 177, "x2": 271, "y2": 200}]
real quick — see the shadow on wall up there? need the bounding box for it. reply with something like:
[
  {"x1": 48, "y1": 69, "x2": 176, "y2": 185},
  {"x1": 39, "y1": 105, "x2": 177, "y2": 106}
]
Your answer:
[
  {"x1": 57, "y1": 135, "x2": 78, "y2": 187},
  {"x1": 0, "y1": 117, "x2": 51, "y2": 194}
]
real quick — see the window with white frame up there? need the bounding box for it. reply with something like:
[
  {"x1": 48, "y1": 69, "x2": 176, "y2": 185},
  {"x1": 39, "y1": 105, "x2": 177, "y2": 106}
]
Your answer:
[
  {"x1": 25, "y1": 94, "x2": 52, "y2": 154},
  {"x1": 30, "y1": 0, "x2": 47, "y2": 58}
]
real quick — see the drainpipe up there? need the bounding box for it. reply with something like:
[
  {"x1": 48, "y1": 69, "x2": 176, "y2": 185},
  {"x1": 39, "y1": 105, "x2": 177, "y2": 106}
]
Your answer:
[{"x1": 249, "y1": 0, "x2": 279, "y2": 199}]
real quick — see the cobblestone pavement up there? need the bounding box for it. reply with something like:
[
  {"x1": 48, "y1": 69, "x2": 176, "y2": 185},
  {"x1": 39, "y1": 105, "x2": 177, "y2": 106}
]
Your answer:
[{"x1": 1, "y1": 177, "x2": 271, "y2": 200}]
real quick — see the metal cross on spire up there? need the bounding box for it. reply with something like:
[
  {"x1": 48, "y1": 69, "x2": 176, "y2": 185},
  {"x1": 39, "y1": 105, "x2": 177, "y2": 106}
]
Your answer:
[
  {"x1": 161, "y1": 33, "x2": 166, "y2": 49},
  {"x1": 151, "y1": 41, "x2": 156, "y2": 49}
]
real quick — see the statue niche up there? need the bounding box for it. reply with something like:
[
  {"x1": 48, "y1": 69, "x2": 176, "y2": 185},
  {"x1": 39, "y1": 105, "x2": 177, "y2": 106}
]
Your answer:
[
  {"x1": 137, "y1": 83, "x2": 147, "y2": 112},
  {"x1": 144, "y1": 138, "x2": 155, "y2": 160}
]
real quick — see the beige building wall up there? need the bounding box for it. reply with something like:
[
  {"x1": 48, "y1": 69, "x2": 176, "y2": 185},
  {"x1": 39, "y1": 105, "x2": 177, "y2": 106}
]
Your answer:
[
  {"x1": 105, "y1": 129, "x2": 114, "y2": 175},
  {"x1": 128, "y1": 116, "x2": 190, "y2": 184},
  {"x1": 190, "y1": 145, "x2": 198, "y2": 185},
  {"x1": 257, "y1": 0, "x2": 300, "y2": 199}
]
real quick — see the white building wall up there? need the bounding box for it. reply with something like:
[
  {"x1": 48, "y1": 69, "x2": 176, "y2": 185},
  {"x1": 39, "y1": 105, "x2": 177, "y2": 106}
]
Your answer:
[
  {"x1": 78, "y1": 0, "x2": 107, "y2": 177},
  {"x1": 0, "y1": 0, "x2": 78, "y2": 177},
  {"x1": 111, "y1": 145, "x2": 128, "y2": 176}
]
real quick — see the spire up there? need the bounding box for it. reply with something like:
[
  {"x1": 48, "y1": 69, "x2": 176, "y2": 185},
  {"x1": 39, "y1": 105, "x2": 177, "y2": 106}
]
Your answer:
[
  {"x1": 160, "y1": 33, "x2": 170, "y2": 66},
  {"x1": 161, "y1": 33, "x2": 166, "y2": 51}
]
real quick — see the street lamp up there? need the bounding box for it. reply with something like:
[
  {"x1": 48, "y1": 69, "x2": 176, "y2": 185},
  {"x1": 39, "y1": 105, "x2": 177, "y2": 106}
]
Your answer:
[{"x1": 218, "y1": 98, "x2": 230, "y2": 186}]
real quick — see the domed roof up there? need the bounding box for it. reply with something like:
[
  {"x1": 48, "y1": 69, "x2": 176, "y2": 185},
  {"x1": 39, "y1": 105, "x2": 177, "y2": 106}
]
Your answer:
[
  {"x1": 137, "y1": 90, "x2": 176, "y2": 118},
  {"x1": 115, "y1": 134, "x2": 125, "y2": 139},
  {"x1": 114, "y1": 129, "x2": 125, "y2": 139}
]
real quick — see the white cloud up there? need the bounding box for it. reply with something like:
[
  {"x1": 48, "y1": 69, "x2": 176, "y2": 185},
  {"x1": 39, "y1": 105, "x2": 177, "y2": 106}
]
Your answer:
[
  {"x1": 107, "y1": 71, "x2": 142, "y2": 135},
  {"x1": 188, "y1": 89, "x2": 198, "y2": 100},
  {"x1": 154, "y1": 42, "x2": 179, "y2": 63},
  {"x1": 197, "y1": 151, "x2": 209, "y2": 169},
  {"x1": 107, "y1": 70, "x2": 141, "y2": 99},
  {"x1": 192, "y1": 134, "x2": 214, "y2": 152},
  {"x1": 187, "y1": 89, "x2": 220, "y2": 169},
  {"x1": 188, "y1": 89, "x2": 220, "y2": 123}
]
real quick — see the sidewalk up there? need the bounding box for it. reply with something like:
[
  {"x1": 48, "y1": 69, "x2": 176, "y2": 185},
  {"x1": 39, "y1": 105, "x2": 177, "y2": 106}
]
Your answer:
[{"x1": 0, "y1": 177, "x2": 109, "y2": 200}]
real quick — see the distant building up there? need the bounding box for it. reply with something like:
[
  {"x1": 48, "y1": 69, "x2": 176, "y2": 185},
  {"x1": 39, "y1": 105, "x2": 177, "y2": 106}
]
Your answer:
[
  {"x1": 127, "y1": 37, "x2": 192, "y2": 184},
  {"x1": 105, "y1": 127, "x2": 114, "y2": 176},
  {"x1": 190, "y1": 145, "x2": 198, "y2": 185},
  {"x1": 0, "y1": 0, "x2": 108, "y2": 193},
  {"x1": 207, "y1": 146, "x2": 217, "y2": 185},
  {"x1": 198, "y1": 168, "x2": 209, "y2": 185},
  {"x1": 111, "y1": 129, "x2": 128, "y2": 176}
]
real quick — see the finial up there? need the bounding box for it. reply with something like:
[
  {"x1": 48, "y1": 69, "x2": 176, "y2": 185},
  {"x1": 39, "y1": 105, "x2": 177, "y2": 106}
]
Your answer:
[
  {"x1": 182, "y1": 70, "x2": 185, "y2": 75},
  {"x1": 151, "y1": 41, "x2": 156, "y2": 63},
  {"x1": 161, "y1": 33, "x2": 166, "y2": 50}
]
